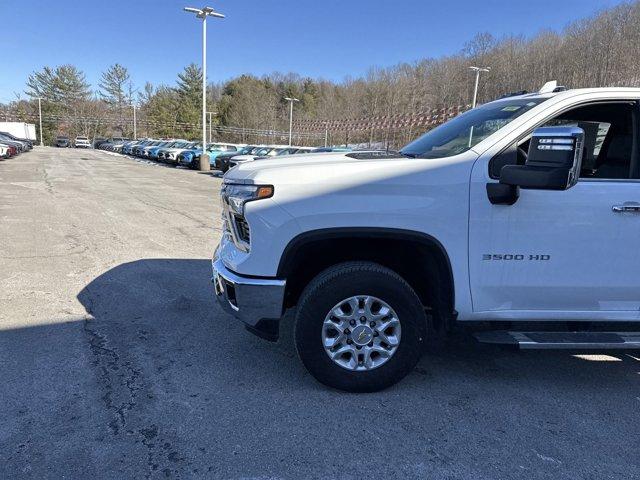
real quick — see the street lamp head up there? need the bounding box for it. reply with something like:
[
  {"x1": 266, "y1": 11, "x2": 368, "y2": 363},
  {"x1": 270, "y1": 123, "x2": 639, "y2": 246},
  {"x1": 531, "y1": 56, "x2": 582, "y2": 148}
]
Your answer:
[
  {"x1": 469, "y1": 66, "x2": 491, "y2": 73},
  {"x1": 184, "y1": 6, "x2": 225, "y2": 19},
  {"x1": 284, "y1": 97, "x2": 300, "y2": 102}
]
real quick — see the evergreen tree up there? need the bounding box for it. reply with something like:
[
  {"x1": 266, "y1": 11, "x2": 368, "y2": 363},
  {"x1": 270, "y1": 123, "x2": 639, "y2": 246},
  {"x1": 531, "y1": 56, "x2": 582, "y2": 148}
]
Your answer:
[
  {"x1": 25, "y1": 65, "x2": 91, "y2": 103},
  {"x1": 99, "y1": 64, "x2": 133, "y2": 132},
  {"x1": 174, "y1": 63, "x2": 203, "y2": 138},
  {"x1": 25, "y1": 65, "x2": 91, "y2": 144},
  {"x1": 99, "y1": 64, "x2": 130, "y2": 106}
]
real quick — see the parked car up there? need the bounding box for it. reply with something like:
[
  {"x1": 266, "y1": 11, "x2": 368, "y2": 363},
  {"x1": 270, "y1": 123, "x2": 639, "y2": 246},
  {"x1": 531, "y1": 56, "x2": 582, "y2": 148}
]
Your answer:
[
  {"x1": 228, "y1": 146, "x2": 318, "y2": 169},
  {"x1": 140, "y1": 140, "x2": 171, "y2": 158},
  {"x1": 0, "y1": 133, "x2": 28, "y2": 153},
  {"x1": 0, "y1": 131, "x2": 33, "y2": 150},
  {"x1": 74, "y1": 136, "x2": 92, "y2": 148},
  {"x1": 55, "y1": 136, "x2": 71, "y2": 148},
  {"x1": 121, "y1": 139, "x2": 150, "y2": 155},
  {"x1": 160, "y1": 141, "x2": 200, "y2": 165},
  {"x1": 0, "y1": 143, "x2": 15, "y2": 159},
  {"x1": 226, "y1": 146, "x2": 294, "y2": 170},
  {"x1": 148, "y1": 140, "x2": 183, "y2": 160},
  {"x1": 93, "y1": 137, "x2": 108, "y2": 148},
  {"x1": 111, "y1": 138, "x2": 130, "y2": 153},
  {"x1": 212, "y1": 82, "x2": 640, "y2": 392},
  {"x1": 214, "y1": 145, "x2": 261, "y2": 172},
  {"x1": 181, "y1": 143, "x2": 239, "y2": 169}
]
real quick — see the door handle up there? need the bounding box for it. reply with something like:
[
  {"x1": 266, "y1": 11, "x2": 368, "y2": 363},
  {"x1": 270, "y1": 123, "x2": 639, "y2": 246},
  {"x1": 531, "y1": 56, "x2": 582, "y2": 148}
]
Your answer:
[{"x1": 612, "y1": 203, "x2": 640, "y2": 213}]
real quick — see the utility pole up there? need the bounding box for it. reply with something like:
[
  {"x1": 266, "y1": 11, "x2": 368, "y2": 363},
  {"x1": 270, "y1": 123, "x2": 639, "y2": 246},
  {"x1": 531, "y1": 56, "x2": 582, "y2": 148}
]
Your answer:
[
  {"x1": 469, "y1": 66, "x2": 490, "y2": 108},
  {"x1": 184, "y1": 5, "x2": 224, "y2": 170},
  {"x1": 36, "y1": 97, "x2": 44, "y2": 146}
]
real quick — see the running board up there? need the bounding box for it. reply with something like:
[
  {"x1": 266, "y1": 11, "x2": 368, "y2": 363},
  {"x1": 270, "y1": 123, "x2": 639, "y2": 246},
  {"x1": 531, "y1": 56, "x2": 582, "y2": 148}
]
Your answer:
[{"x1": 474, "y1": 331, "x2": 640, "y2": 350}]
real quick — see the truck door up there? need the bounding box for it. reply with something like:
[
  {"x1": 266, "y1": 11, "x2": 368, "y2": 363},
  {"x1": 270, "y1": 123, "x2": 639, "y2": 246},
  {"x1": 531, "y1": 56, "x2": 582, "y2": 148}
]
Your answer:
[{"x1": 468, "y1": 100, "x2": 640, "y2": 320}]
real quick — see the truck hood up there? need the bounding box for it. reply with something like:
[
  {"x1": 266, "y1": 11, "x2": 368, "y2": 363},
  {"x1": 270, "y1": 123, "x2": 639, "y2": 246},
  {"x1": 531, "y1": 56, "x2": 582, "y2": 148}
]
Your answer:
[{"x1": 224, "y1": 151, "x2": 477, "y2": 185}]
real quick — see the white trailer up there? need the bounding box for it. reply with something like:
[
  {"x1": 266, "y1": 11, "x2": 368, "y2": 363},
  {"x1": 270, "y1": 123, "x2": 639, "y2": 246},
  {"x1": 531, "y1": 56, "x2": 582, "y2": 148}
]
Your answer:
[{"x1": 0, "y1": 122, "x2": 36, "y2": 141}]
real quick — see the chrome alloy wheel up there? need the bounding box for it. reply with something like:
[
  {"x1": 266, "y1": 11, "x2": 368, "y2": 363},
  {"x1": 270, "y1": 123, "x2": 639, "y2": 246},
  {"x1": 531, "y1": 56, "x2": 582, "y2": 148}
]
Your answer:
[{"x1": 322, "y1": 295, "x2": 401, "y2": 371}]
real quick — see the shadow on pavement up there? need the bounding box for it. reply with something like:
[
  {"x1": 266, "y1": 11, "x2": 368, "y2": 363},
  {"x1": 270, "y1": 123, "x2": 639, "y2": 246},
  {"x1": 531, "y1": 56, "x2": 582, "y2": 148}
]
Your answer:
[{"x1": 1, "y1": 258, "x2": 639, "y2": 478}]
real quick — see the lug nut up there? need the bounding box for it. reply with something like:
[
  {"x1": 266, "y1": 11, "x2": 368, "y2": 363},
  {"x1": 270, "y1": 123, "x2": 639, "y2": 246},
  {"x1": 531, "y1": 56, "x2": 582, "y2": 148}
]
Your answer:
[
  {"x1": 347, "y1": 339, "x2": 352, "y2": 344},
  {"x1": 373, "y1": 331, "x2": 379, "y2": 337},
  {"x1": 356, "y1": 345, "x2": 362, "y2": 350},
  {"x1": 344, "y1": 328, "x2": 350, "y2": 334},
  {"x1": 350, "y1": 319, "x2": 356, "y2": 326},
  {"x1": 360, "y1": 316, "x2": 367, "y2": 323},
  {"x1": 368, "y1": 342, "x2": 373, "y2": 347},
  {"x1": 370, "y1": 321, "x2": 376, "y2": 327}
]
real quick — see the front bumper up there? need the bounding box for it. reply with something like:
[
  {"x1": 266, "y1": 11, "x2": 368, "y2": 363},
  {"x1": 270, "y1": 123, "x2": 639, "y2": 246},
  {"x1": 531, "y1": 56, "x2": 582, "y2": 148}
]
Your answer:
[{"x1": 211, "y1": 256, "x2": 286, "y2": 340}]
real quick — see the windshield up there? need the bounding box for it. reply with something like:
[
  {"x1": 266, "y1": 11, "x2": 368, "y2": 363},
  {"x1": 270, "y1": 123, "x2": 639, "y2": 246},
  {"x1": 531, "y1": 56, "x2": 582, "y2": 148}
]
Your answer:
[{"x1": 401, "y1": 98, "x2": 546, "y2": 158}]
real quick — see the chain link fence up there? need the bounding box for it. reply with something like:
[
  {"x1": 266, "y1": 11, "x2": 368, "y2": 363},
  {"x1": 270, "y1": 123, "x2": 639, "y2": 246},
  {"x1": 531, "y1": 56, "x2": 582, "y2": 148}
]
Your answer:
[{"x1": 2, "y1": 103, "x2": 471, "y2": 149}]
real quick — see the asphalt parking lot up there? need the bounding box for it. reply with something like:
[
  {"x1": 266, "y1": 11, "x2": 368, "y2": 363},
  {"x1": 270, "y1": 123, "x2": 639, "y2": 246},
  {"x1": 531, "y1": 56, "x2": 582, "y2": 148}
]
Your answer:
[{"x1": 1, "y1": 147, "x2": 639, "y2": 480}]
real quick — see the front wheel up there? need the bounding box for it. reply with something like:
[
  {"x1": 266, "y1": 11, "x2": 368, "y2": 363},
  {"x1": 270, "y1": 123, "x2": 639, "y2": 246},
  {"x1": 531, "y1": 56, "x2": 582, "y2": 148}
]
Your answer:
[{"x1": 294, "y1": 262, "x2": 426, "y2": 392}]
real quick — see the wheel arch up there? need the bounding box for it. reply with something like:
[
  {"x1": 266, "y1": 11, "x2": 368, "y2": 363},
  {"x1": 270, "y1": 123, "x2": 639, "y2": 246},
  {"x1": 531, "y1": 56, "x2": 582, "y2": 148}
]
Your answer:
[{"x1": 278, "y1": 228, "x2": 456, "y2": 330}]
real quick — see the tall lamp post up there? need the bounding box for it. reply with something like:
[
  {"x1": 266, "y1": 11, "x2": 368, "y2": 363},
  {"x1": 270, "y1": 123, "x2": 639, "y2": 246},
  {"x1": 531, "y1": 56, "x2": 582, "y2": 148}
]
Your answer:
[
  {"x1": 132, "y1": 103, "x2": 137, "y2": 139},
  {"x1": 207, "y1": 110, "x2": 216, "y2": 144},
  {"x1": 35, "y1": 97, "x2": 44, "y2": 146},
  {"x1": 469, "y1": 66, "x2": 490, "y2": 108},
  {"x1": 184, "y1": 5, "x2": 224, "y2": 171},
  {"x1": 468, "y1": 66, "x2": 490, "y2": 148},
  {"x1": 284, "y1": 97, "x2": 299, "y2": 146}
]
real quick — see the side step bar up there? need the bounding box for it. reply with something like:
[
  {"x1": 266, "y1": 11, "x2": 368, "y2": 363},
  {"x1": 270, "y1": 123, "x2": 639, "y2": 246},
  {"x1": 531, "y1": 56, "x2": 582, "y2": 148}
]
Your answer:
[{"x1": 474, "y1": 331, "x2": 640, "y2": 350}]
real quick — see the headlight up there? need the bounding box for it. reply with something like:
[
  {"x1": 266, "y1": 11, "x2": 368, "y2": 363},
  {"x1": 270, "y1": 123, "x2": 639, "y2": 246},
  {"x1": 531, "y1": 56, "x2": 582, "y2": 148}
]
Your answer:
[{"x1": 221, "y1": 183, "x2": 273, "y2": 215}]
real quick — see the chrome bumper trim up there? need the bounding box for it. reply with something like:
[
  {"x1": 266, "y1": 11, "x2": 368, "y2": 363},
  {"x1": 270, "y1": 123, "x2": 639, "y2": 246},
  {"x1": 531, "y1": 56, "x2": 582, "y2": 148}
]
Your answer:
[{"x1": 211, "y1": 257, "x2": 286, "y2": 326}]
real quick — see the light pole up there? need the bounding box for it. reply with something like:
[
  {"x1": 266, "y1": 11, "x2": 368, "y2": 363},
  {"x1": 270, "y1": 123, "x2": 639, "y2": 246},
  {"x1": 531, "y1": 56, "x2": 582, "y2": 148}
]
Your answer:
[
  {"x1": 469, "y1": 66, "x2": 490, "y2": 108},
  {"x1": 184, "y1": 5, "x2": 224, "y2": 170},
  {"x1": 468, "y1": 66, "x2": 490, "y2": 147},
  {"x1": 36, "y1": 97, "x2": 44, "y2": 146},
  {"x1": 207, "y1": 110, "x2": 216, "y2": 144},
  {"x1": 132, "y1": 103, "x2": 137, "y2": 139},
  {"x1": 284, "y1": 97, "x2": 299, "y2": 146},
  {"x1": 324, "y1": 121, "x2": 328, "y2": 148}
]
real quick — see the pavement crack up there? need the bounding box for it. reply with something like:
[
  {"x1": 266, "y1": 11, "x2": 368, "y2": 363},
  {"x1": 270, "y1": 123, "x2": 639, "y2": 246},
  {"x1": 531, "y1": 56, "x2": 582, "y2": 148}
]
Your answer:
[{"x1": 82, "y1": 283, "x2": 142, "y2": 437}]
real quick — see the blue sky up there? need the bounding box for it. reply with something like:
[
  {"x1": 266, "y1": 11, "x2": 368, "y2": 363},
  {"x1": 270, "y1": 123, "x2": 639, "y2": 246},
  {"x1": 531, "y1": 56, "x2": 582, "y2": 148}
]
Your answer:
[{"x1": 0, "y1": 0, "x2": 627, "y2": 102}]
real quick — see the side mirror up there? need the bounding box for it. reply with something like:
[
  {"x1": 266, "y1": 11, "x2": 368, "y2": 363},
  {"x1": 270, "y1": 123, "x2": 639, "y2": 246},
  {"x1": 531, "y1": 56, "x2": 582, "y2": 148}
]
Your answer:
[{"x1": 500, "y1": 126, "x2": 585, "y2": 190}]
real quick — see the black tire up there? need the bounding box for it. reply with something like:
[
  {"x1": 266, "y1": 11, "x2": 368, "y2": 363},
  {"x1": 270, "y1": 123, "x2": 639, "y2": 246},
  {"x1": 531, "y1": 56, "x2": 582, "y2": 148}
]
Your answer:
[{"x1": 294, "y1": 261, "x2": 426, "y2": 392}]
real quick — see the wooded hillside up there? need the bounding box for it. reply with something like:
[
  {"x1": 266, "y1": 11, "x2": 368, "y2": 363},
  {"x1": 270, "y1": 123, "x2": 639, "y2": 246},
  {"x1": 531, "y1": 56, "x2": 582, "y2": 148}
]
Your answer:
[{"x1": 3, "y1": 1, "x2": 640, "y2": 146}]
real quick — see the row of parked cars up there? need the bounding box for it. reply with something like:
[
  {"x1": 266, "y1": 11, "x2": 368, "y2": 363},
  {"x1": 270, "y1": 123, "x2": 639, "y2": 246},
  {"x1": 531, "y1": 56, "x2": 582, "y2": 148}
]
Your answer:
[
  {"x1": 0, "y1": 130, "x2": 33, "y2": 159},
  {"x1": 94, "y1": 137, "x2": 348, "y2": 171}
]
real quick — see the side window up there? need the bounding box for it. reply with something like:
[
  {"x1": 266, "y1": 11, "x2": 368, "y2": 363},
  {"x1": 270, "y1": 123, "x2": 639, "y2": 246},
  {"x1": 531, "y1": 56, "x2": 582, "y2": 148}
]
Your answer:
[{"x1": 490, "y1": 102, "x2": 636, "y2": 180}]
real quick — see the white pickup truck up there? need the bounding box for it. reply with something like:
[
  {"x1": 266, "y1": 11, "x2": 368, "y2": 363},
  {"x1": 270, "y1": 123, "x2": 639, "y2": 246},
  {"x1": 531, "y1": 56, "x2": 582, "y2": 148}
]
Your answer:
[{"x1": 213, "y1": 83, "x2": 640, "y2": 392}]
